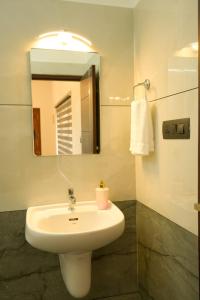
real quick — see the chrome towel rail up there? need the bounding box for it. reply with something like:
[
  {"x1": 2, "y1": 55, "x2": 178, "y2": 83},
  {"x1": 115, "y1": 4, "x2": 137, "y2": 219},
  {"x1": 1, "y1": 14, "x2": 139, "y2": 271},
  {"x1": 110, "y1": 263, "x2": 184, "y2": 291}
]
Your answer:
[{"x1": 133, "y1": 79, "x2": 150, "y2": 93}]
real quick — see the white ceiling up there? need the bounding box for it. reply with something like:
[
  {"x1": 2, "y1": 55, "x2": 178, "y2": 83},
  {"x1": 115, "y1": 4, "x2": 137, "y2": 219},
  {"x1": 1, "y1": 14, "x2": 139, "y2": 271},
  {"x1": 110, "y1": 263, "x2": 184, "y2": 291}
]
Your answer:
[{"x1": 62, "y1": 0, "x2": 140, "y2": 8}]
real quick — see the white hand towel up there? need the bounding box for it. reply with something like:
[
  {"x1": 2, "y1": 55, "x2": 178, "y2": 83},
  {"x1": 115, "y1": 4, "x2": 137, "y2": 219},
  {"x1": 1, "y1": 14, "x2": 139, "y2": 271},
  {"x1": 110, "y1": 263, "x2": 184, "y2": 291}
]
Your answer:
[{"x1": 129, "y1": 98, "x2": 154, "y2": 155}]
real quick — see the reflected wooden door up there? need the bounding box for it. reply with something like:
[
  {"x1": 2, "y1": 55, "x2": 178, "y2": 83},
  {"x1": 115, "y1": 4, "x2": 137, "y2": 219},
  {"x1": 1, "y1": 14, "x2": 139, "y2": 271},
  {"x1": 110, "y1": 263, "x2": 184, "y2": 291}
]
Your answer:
[
  {"x1": 80, "y1": 65, "x2": 98, "y2": 153},
  {"x1": 33, "y1": 108, "x2": 41, "y2": 156}
]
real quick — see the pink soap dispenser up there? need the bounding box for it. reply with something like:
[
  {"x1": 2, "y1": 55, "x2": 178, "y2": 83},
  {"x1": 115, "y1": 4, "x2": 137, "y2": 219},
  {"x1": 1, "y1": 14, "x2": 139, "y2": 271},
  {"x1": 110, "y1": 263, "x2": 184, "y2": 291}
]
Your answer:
[{"x1": 96, "y1": 180, "x2": 110, "y2": 209}]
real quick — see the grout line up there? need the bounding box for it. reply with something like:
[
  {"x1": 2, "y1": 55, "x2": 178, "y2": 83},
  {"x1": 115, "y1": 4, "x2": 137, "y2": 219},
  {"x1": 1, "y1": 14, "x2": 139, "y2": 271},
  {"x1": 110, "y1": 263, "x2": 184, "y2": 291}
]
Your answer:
[
  {"x1": 101, "y1": 87, "x2": 198, "y2": 107},
  {"x1": 0, "y1": 104, "x2": 32, "y2": 107},
  {"x1": 101, "y1": 104, "x2": 130, "y2": 107},
  {"x1": 0, "y1": 87, "x2": 198, "y2": 108},
  {"x1": 148, "y1": 87, "x2": 198, "y2": 103}
]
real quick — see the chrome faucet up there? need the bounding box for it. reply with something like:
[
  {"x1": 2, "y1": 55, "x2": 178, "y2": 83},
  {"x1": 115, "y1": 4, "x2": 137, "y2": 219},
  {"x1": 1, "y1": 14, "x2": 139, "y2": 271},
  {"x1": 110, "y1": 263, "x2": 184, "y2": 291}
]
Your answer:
[{"x1": 68, "y1": 188, "x2": 76, "y2": 211}]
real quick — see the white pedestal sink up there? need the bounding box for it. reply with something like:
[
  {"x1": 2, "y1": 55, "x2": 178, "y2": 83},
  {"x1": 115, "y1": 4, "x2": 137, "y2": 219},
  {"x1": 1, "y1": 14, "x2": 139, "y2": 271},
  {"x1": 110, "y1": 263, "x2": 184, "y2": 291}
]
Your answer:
[{"x1": 25, "y1": 201, "x2": 125, "y2": 298}]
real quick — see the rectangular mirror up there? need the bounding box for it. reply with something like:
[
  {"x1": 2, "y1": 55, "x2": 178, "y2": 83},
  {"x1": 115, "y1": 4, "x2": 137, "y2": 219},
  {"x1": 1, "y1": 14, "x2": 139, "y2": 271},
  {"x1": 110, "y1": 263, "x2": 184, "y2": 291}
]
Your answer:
[{"x1": 30, "y1": 48, "x2": 100, "y2": 156}]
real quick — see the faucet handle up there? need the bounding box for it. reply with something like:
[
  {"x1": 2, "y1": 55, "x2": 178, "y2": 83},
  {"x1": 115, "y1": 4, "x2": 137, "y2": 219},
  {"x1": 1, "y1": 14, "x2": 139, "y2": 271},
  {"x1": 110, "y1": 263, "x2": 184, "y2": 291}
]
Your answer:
[{"x1": 68, "y1": 188, "x2": 74, "y2": 196}]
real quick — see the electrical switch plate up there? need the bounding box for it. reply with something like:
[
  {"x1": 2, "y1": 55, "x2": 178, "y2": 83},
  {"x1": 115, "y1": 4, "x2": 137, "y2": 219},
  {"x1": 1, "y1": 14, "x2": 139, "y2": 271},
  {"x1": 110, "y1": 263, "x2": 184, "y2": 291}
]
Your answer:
[{"x1": 162, "y1": 118, "x2": 190, "y2": 139}]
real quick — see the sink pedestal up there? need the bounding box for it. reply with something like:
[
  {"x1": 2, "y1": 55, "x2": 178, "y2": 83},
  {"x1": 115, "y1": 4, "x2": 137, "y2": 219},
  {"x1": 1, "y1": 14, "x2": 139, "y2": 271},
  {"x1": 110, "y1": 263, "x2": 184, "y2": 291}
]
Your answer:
[
  {"x1": 59, "y1": 252, "x2": 92, "y2": 298},
  {"x1": 26, "y1": 201, "x2": 125, "y2": 298}
]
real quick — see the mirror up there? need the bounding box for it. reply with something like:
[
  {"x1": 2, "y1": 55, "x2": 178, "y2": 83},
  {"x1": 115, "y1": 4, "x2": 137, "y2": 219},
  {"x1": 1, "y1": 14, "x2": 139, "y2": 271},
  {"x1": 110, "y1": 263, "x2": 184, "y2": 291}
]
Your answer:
[{"x1": 30, "y1": 48, "x2": 100, "y2": 156}]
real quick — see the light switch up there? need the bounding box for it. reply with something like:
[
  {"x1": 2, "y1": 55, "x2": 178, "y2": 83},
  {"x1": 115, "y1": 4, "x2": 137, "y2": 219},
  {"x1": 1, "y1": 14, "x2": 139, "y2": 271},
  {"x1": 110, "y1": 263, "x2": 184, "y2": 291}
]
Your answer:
[
  {"x1": 162, "y1": 118, "x2": 190, "y2": 139},
  {"x1": 176, "y1": 123, "x2": 184, "y2": 134}
]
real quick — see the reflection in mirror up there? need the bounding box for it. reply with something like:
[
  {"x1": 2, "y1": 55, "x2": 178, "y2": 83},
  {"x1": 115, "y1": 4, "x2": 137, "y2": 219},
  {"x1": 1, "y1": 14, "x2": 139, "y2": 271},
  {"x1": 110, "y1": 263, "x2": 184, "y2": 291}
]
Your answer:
[{"x1": 30, "y1": 48, "x2": 100, "y2": 156}]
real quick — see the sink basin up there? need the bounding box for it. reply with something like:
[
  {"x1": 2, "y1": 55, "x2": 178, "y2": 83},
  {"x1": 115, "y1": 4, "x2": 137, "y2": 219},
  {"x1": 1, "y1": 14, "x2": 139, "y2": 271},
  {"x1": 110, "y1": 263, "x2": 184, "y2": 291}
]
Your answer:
[
  {"x1": 26, "y1": 201, "x2": 124, "y2": 253},
  {"x1": 25, "y1": 201, "x2": 125, "y2": 298}
]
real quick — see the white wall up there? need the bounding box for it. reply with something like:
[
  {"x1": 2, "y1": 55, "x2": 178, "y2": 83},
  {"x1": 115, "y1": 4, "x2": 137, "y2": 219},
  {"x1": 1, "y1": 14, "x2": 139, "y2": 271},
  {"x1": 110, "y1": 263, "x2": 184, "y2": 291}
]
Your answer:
[
  {"x1": 134, "y1": 0, "x2": 198, "y2": 235},
  {"x1": 0, "y1": 1, "x2": 135, "y2": 211}
]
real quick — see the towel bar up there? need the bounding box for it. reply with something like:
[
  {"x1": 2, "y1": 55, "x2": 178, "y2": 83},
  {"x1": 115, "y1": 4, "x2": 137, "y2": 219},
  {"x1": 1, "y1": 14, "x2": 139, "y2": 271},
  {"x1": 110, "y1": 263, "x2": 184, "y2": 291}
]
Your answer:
[{"x1": 133, "y1": 79, "x2": 150, "y2": 93}]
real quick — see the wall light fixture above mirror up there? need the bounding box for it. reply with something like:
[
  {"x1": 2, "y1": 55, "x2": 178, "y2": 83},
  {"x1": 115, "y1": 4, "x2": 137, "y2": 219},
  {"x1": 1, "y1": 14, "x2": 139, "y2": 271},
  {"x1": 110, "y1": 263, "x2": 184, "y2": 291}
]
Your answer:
[
  {"x1": 30, "y1": 47, "x2": 100, "y2": 156},
  {"x1": 34, "y1": 31, "x2": 93, "y2": 52}
]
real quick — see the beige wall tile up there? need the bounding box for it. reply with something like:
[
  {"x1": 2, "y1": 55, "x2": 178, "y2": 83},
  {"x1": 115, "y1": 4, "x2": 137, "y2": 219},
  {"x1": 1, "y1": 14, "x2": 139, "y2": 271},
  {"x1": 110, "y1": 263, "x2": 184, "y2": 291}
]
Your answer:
[
  {"x1": 0, "y1": 1, "x2": 133, "y2": 106},
  {"x1": 136, "y1": 90, "x2": 198, "y2": 235},
  {"x1": 133, "y1": 0, "x2": 198, "y2": 101},
  {"x1": 134, "y1": 0, "x2": 198, "y2": 235},
  {"x1": 0, "y1": 1, "x2": 135, "y2": 211},
  {"x1": 0, "y1": 105, "x2": 135, "y2": 211},
  {"x1": 101, "y1": 106, "x2": 131, "y2": 154}
]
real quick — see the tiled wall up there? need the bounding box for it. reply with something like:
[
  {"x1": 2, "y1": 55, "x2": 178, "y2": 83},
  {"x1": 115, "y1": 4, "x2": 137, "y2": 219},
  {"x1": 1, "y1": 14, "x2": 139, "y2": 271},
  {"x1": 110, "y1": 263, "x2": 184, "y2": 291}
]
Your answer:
[
  {"x1": 133, "y1": 0, "x2": 198, "y2": 235},
  {"x1": 133, "y1": 1, "x2": 199, "y2": 298},
  {"x1": 0, "y1": 1, "x2": 135, "y2": 212},
  {"x1": 137, "y1": 202, "x2": 199, "y2": 300},
  {"x1": 0, "y1": 201, "x2": 140, "y2": 300},
  {"x1": 133, "y1": 0, "x2": 198, "y2": 101},
  {"x1": 0, "y1": 200, "x2": 198, "y2": 300}
]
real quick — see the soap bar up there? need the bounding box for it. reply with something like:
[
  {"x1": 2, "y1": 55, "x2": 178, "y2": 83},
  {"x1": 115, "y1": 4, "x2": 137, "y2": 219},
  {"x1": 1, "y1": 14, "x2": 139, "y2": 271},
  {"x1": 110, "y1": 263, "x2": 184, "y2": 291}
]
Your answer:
[{"x1": 96, "y1": 187, "x2": 109, "y2": 209}]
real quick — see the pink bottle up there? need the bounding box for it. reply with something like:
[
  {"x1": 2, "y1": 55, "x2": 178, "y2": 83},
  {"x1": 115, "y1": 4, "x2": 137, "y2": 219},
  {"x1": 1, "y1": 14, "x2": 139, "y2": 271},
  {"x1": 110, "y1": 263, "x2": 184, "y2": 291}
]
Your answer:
[{"x1": 96, "y1": 180, "x2": 110, "y2": 210}]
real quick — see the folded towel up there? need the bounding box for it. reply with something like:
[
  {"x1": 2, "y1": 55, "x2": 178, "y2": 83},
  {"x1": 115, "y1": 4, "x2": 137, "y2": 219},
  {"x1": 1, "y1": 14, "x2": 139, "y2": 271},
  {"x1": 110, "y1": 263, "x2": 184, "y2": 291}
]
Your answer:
[{"x1": 129, "y1": 98, "x2": 154, "y2": 155}]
